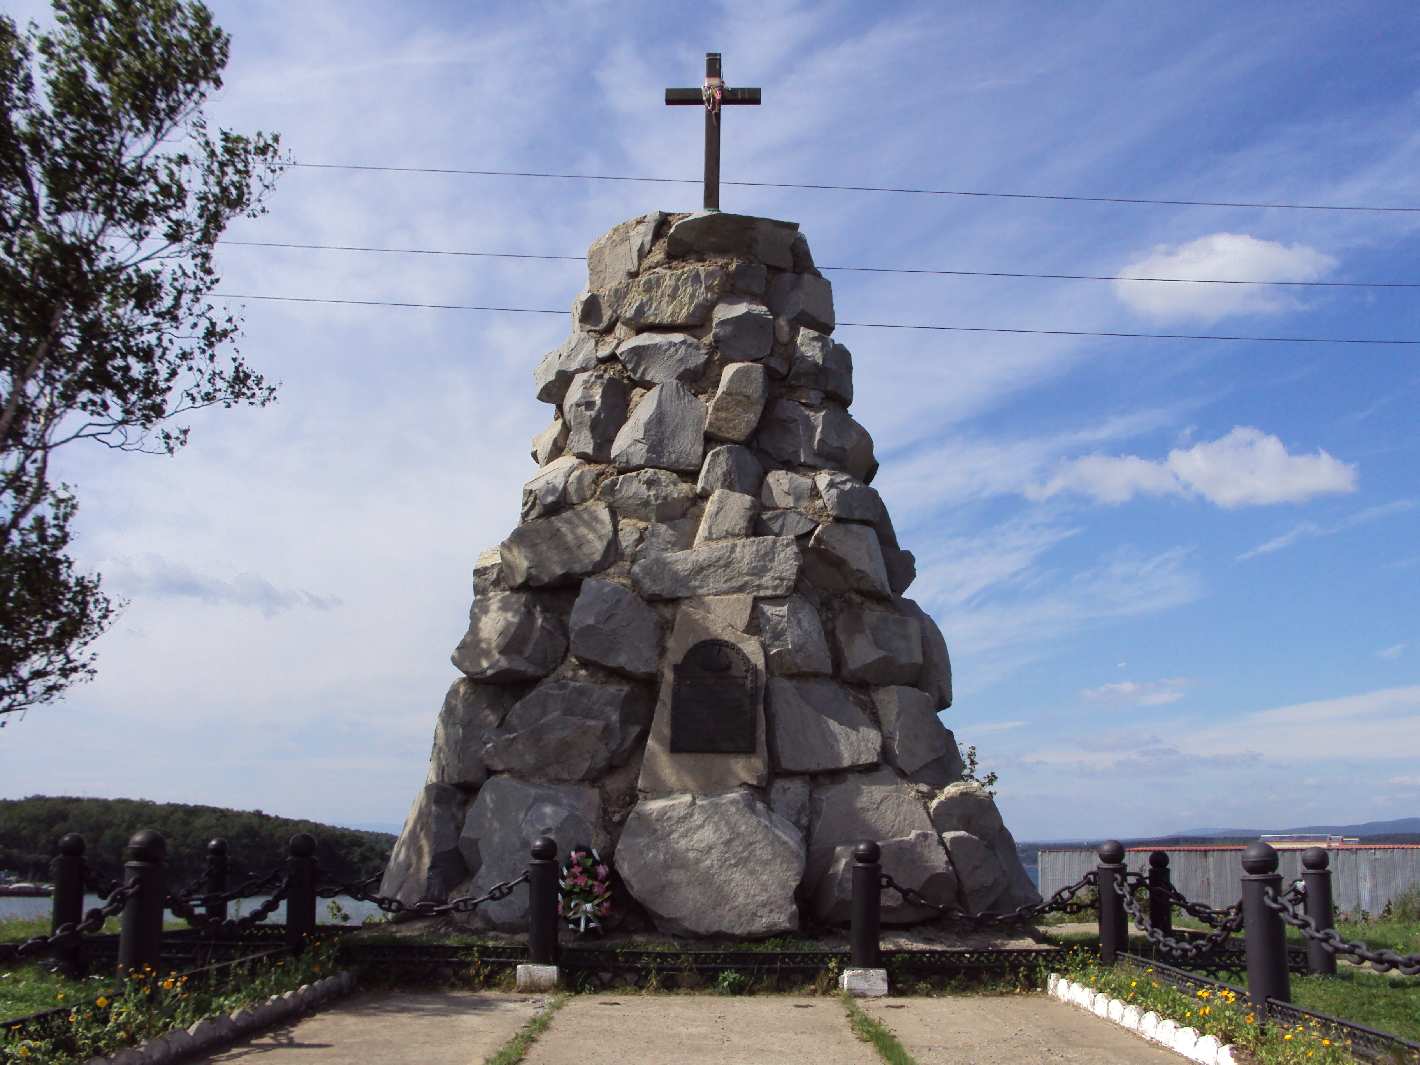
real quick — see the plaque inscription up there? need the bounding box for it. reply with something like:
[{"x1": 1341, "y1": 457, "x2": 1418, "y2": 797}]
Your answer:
[{"x1": 669, "y1": 639, "x2": 757, "y2": 754}]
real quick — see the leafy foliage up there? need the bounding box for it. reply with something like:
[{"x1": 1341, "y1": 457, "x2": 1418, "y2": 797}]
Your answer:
[
  {"x1": 0, "y1": 0, "x2": 283, "y2": 719},
  {"x1": 0, "y1": 795, "x2": 392, "y2": 886}
]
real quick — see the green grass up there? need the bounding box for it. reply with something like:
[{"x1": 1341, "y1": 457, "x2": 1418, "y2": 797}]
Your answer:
[
  {"x1": 0, "y1": 964, "x2": 116, "y2": 1021},
  {"x1": 840, "y1": 992, "x2": 918, "y2": 1065},
  {"x1": 1171, "y1": 913, "x2": 1420, "y2": 956},
  {"x1": 0, "y1": 915, "x2": 189, "y2": 945},
  {"x1": 1290, "y1": 968, "x2": 1420, "y2": 1044},
  {"x1": 484, "y1": 993, "x2": 566, "y2": 1065}
]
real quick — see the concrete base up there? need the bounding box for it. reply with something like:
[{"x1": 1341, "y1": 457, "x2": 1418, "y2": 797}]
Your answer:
[
  {"x1": 515, "y1": 963, "x2": 560, "y2": 992},
  {"x1": 838, "y1": 968, "x2": 889, "y2": 997}
]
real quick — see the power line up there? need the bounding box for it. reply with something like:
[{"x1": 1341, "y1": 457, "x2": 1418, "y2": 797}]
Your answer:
[
  {"x1": 286, "y1": 161, "x2": 1420, "y2": 214},
  {"x1": 219, "y1": 239, "x2": 1420, "y2": 290},
  {"x1": 211, "y1": 292, "x2": 1420, "y2": 344}
]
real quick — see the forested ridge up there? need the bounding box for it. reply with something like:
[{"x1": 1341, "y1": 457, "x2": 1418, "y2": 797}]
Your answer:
[{"x1": 0, "y1": 796, "x2": 394, "y2": 885}]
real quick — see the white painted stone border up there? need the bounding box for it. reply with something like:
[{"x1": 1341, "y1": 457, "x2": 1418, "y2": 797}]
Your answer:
[
  {"x1": 1048, "y1": 972, "x2": 1240, "y2": 1065},
  {"x1": 81, "y1": 969, "x2": 358, "y2": 1064}
]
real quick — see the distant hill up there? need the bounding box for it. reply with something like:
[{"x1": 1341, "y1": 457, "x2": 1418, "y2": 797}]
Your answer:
[{"x1": 0, "y1": 796, "x2": 395, "y2": 885}]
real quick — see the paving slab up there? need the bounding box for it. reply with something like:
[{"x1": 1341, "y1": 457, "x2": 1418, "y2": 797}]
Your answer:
[
  {"x1": 196, "y1": 990, "x2": 543, "y2": 1064},
  {"x1": 862, "y1": 994, "x2": 1184, "y2": 1064},
  {"x1": 522, "y1": 995, "x2": 871, "y2": 1065}
]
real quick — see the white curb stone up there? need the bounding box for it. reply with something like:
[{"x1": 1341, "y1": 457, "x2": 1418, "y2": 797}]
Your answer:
[
  {"x1": 1140, "y1": 1011, "x2": 1160, "y2": 1040},
  {"x1": 1155, "y1": 1018, "x2": 1178, "y2": 1046},
  {"x1": 1172, "y1": 1025, "x2": 1199, "y2": 1057},
  {"x1": 1121, "y1": 1004, "x2": 1142, "y2": 1031},
  {"x1": 1092, "y1": 991, "x2": 1110, "y2": 1017},
  {"x1": 1107, "y1": 998, "x2": 1125, "y2": 1023},
  {"x1": 839, "y1": 968, "x2": 890, "y2": 997},
  {"x1": 1193, "y1": 1034, "x2": 1222, "y2": 1064},
  {"x1": 516, "y1": 963, "x2": 560, "y2": 992},
  {"x1": 1216, "y1": 1045, "x2": 1239, "y2": 1065},
  {"x1": 1047, "y1": 973, "x2": 1238, "y2": 1065}
]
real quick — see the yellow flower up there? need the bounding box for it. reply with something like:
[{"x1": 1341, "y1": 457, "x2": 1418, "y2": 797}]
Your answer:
[
  {"x1": 1322, "y1": 1039, "x2": 1331, "y2": 1046},
  {"x1": 162, "y1": 978, "x2": 175, "y2": 990},
  {"x1": 18, "y1": 1046, "x2": 30, "y2": 1057},
  {"x1": 1130, "y1": 980, "x2": 1137, "y2": 988},
  {"x1": 1284, "y1": 1033, "x2": 1293, "y2": 1041},
  {"x1": 96, "y1": 996, "x2": 109, "y2": 1008}
]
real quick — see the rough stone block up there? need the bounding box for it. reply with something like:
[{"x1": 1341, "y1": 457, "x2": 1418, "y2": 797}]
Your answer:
[
  {"x1": 603, "y1": 468, "x2": 697, "y2": 522},
  {"x1": 697, "y1": 443, "x2": 764, "y2": 497},
  {"x1": 769, "y1": 775, "x2": 811, "y2": 835},
  {"x1": 757, "y1": 509, "x2": 818, "y2": 538},
  {"x1": 587, "y1": 212, "x2": 660, "y2": 291},
  {"x1": 711, "y1": 297, "x2": 775, "y2": 361},
  {"x1": 940, "y1": 830, "x2": 1008, "y2": 914},
  {"x1": 515, "y1": 964, "x2": 560, "y2": 992},
  {"x1": 706, "y1": 361, "x2": 768, "y2": 441},
  {"x1": 534, "y1": 333, "x2": 598, "y2": 404},
  {"x1": 693, "y1": 489, "x2": 757, "y2": 545},
  {"x1": 789, "y1": 328, "x2": 853, "y2": 404},
  {"x1": 813, "y1": 471, "x2": 883, "y2": 523},
  {"x1": 768, "y1": 271, "x2": 835, "y2": 333},
  {"x1": 500, "y1": 503, "x2": 616, "y2": 587},
  {"x1": 610, "y1": 382, "x2": 707, "y2": 472},
  {"x1": 615, "y1": 332, "x2": 710, "y2": 385},
  {"x1": 429, "y1": 678, "x2": 519, "y2": 789},
  {"x1": 451, "y1": 590, "x2": 567, "y2": 683},
  {"x1": 767, "y1": 677, "x2": 881, "y2": 773},
  {"x1": 833, "y1": 606, "x2": 923, "y2": 686},
  {"x1": 616, "y1": 791, "x2": 803, "y2": 937},
  {"x1": 530, "y1": 418, "x2": 567, "y2": 466},
  {"x1": 812, "y1": 832, "x2": 956, "y2": 925},
  {"x1": 805, "y1": 522, "x2": 892, "y2": 598},
  {"x1": 665, "y1": 212, "x2": 798, "y2": 268},
  {"x1": 871, "y1": 685, "x2": 963, "y2": 786},
  {"x1": 573, "y1": 289, "x2": 616, "y2": 332},
  {"x1": 569, "y1": 579, "x2": 661, "y2": 678},
  {"x1": 631, "y1": 536, "x2": 800, "y2": 600},
  {"x1": 483, "y1": 677, "x2": 650, "y2": 781},
  {"x1": 619, "y1": 265, "x2": 725, "y2": 328},
  {"x1": 760, "y1": 469, "x2": 815, "y2": 510},
  {"x1": 756, "y1": 596, "x2": 832, "y2": 676},
  {"x1": 522, "y1": 455, "x2": 599, "y2": 520},
  {"x1": 898, "y1": 598, "x2": 952, "y2": 709},
  {"x1": 563, "y1": 372, "x2": 630, "y2": 462},
  {"x1": 379, "y1": 781, "x2": 471, "y2": 908}
]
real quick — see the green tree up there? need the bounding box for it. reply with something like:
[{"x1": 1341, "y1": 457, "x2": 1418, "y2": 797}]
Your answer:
[{"x1": 0, "y1": 0, "x2": 283, "y2": 720}]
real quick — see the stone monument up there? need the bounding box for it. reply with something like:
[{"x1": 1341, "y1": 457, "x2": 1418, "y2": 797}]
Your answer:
[{"x1": 380, "y1": 210, "x2": 1040, "y2": 936}]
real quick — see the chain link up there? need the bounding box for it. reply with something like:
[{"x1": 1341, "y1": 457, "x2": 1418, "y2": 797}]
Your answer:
[
  {"x1": 1113, "y1": 873, "x2": 1244, "y2": 963},
  {"x1": 1263, "y1": 886, "x2": 1420, "y2": 976},
  {"x1": 166, "y1": 880, "x2": 289, "y2": 933},
  {"x1": 877, "y1": 870, "x2": 1098, "y2": 927},
  {"x1": 173, "y1": 865, "x2": 285, "y2": 905},
  {"x1": 1156, "y1": 883, "x2": 1243, "y2": 929},
  {"x1": 317, "y1": 870, "x2": 531, "y2": 917},
  {"x1": 14, "y1": 881, "x2": 141, "y2": 958}
]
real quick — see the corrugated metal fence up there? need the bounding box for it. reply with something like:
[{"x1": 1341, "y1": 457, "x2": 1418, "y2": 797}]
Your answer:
[{"x1": 1039, "y1": 845, "x2": 1420, "y2": 914}]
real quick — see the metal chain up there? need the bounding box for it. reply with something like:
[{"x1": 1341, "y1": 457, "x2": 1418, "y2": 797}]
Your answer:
[
  {"x1": 173, "y1": 866, "x2": 285, "y2": 905},
  {"x1": 1263, "y1": 885, "x2": 1420, "y2": 976},
  {"x1": 1157, "y1": 883, "x2": 1243, "y2": 929},
  {"x1": 877, "y1": 870, "x2": 1098, "y2": 927},
  {"x1": 1114, "y1": 873, "x2": 1243, "y2": 963},
  {"x1": 317, "y1": 870, "x2": 531, "y2": 916},
  {"x1": 166, "y1": 879, "x2": 290, "y2": 933},
  {"x1": 15, "y1": 881, "x2": 141, "y2": 958}
]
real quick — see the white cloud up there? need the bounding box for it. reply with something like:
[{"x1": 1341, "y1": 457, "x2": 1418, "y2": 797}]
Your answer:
[
  {"x1": 1114, "y1": 233, "x2": 1336, "y2": 323},
  {"x1": 1238, "y1": 500, "x2": 1416, "y2": 560},
  {"x1": 1180, "y1": 685, "x2": 1420, "y2": 762},
  {"x1": 1032, "y1": 427, "x2": 1356, "y2": 507},
  {"x1": 103, "y1": 554, "x2": 343, "y2": 616},
  {"x1": 963, "y1": 720, "x2": 1028, "y2": 734},
  {"x1": 1081, "y1": 678, "x2": 1192, "y2": 707},
  {"x1": 1377, "y1": 643, "x2": 1408, "y2": 660}
]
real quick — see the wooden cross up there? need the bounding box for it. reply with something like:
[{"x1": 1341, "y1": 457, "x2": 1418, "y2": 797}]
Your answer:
[{"x1": 665, "y1": 52, "x2": 761, "y2": 212}]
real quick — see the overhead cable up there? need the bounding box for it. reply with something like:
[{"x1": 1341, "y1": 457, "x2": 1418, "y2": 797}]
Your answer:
[{"x1": 285, "y1": 161, "x2": 1420, "y2": 214}]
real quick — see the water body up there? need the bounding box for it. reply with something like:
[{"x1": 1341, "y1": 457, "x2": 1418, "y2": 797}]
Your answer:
[{"x1": 0, "y1": 893, "x2": 387, "y2": 926}]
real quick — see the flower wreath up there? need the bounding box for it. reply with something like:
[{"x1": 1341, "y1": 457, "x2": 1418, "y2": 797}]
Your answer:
[{"x1": 558, "y1": 846, "x2": 613, "y2": 933}]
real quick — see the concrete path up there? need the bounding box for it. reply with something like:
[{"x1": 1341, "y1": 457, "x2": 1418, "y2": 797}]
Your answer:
[
  {"x1": 195, "y1": 991, "x2": 543, "y2": 1065},
  {"x1": 861, "y1": 995, "x2": 1184, "y2": 1064},
  {"x1": 522, "y1": 995, "x2": 871, "y2": 1065}
]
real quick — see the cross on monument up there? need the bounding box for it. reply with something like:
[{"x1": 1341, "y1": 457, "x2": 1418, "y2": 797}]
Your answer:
[{"x1": 665, "y1": 52, "x2": 761, "y2": 212}]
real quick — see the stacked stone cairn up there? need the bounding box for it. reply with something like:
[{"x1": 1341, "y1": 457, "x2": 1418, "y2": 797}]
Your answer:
[{"x1": 381, "y1": 211, "x2": 1040, "y2": 937}]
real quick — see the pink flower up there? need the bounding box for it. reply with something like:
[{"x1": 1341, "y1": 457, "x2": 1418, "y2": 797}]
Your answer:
[
  {"x1": 570, "y1": 850, "x2": 586, "y2": 862},
  {"x1": 595, "y1": 864, "x2": 610, "y2": 879}
]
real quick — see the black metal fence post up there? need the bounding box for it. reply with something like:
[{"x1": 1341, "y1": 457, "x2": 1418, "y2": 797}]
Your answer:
[
  {"x1": 527, "y1": 837, "x2": 559, "y2": 966},
  {"x1": 117, "y1": 830, "x2": 166, "y2": 976},
  {"x1": 1147, "y1": 850, "x2": 1173, "y2": 936},
  {"x1": 1241, "y1": 842, "x2": 1291, "y2": 1011},
  {"x1": 1096, "y1": 840, "x2": 1127, "y2": 965},
  {"x1": 851, "y1": 840, "x2": 882, "y2": 969},
  {"x1": 50, "y1": 833, "x2": 86, "y2": 976},
  {"x1": 205, "y1": 838, "x2": 229, "y2": 925},
  {"x1": 285, "y1": 833, "x2": 317, "y2": 954},
  {"x1": 1301, "y1": 847, "x2": 1337, "y2": 976}
]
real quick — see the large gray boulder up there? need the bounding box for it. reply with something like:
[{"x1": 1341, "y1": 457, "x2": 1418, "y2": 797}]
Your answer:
[
  {"x1": 696, "y1": 443, "x2": 764, "y2": 497},
  {"x1": 665, "y1": 212, "x2": 798, "y2": 269},
  {"x1": 521, "y1": 455, "x2": 598, "y2": 520},
  {"x1": 587, "y1": 212, "x2": 660, "y2": 291},
  {"x1": 534, "y1": 333, "x2": 599, "y2": 404},
  {"x1": 871, "y1": 686, "x2": 964, "y2": 787},
  {"x1": 711, "y1": 297, "x2": 775, "y2": 362},
  {"x1": 456, "y1": 776, "x2": 606, "y2": 930},
  {"x1": 451, "y1": 590, "x2": 567, "y2": 683},
  {"x1": 789, "y1": 329, "x2": 853, "y2": 404},
  {"x1": 811, "y1": 406, "x2": 876, "y2": 482},
  {"x1": 602, "y1": 468, "x2": 696, "y2": 522},
  {"x1": 899, "y1": 598, "x2": 952, "y2": 709},
  {"x1": 482, "y1": 678, "x2": 650, "y2": 782},
  {"x1": 380, "y1": 783, "x2": 469, "y2": 907},
  {"x1": 768, "y1": 272, "x2": 835, "y2": 333},
  {"x1": 693, "y1": 489, "x2": 757, "y2": 545},
  {"x1": 757, "y1": 509, "x2": 818, "y2": 538},
  {"x1": 767, "y1": 677, "x2": 881, "y2": 773},
  {"x1": 705, "y1": 361, "x2": 768, "y2": 442},
  {"x1": 500, "y1": 503, "x2": 616, "y2": 588},
  {"x1": 619, "y1": 265, "x2": 725, "y2": 328},
  {"x1": 813, "y1": 832, "x2": 958, "y2": 925},
  {"x1": 530, "y1": 418, "x2": 567, "y2": 466},
  {"x1": 616, "y1": 791, "x2": 804, "y2": 937},
  {"x1": 428, "y1": 678, "x2": 520, "y2": 789},
  {"x1": 814, "y1": 471, "x2": 884, "y2": 524},
  {"x1": 760, "y1": 469, "x2": 815, "y2": 510},
  {"x1": 940, "y1": 830, "x2": 1009, "y2": 913},
  {"x1": 631, "y1": 536, "x2": 800, "y2": 600},
  {"x1": 638, "y1": 605, "x2": 769, "y2": 796},
  {"x1": 610, "y1": 382, "x2": 707, "y2": 472},
  {"x1": 615, "y1": 332, "x2": 710, "y2": 385},
  {"x1": 563, "y1": 372, "x2": 630, "y2": 462},
  {"x1": 568, "y1": 579, "x2": 660, "y2": 678},
  {"x1": 833, "y1": 606, "x2": 923, "y2": 686},
  {"x1": 755, "y1": 596, "x2": 832, "y2": 676},
  {"x1": 929, "y1": 782, "x2": 1040, "y2": 909},
  {"x1": 804, "y1": 522, "x2": 892, "y2": 598}
]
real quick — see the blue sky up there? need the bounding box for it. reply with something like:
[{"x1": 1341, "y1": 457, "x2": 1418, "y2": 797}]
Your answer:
[{"x1": 3, "y1": 1, "x2": 1417, "y2": 841}]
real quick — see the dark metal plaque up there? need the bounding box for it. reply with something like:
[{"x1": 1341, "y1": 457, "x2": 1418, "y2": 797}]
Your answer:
[{"x1": 670, "y1": 639, "x2": 757, "y2": 754}]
